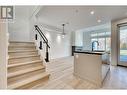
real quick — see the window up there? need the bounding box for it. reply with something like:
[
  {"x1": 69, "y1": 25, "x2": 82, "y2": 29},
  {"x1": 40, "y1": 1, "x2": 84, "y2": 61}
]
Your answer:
[
  {"x1": 91, "y1": 38, "x2": 98, "y2": 50},
  {"x1": 106, "y1": 37, "x2": 111, "y2": 51},
  {"x1": 91, "y1": 30, "x2": 111, "y2": 51},
  {"x1": 91, "y1": 33, "x2": 98, "y2": 37},
  {"x1": 98, "y1": 38, "x2": 105, "y2": 51}
]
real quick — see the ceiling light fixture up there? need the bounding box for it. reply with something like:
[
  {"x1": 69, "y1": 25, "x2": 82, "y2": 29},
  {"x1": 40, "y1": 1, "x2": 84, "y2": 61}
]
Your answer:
[
  {"x1": 97, "y1": 19, "x2": 101, "y2": 23},
  {"x1": 90, "y1": 11, "x2": 94, "y2": 15}
]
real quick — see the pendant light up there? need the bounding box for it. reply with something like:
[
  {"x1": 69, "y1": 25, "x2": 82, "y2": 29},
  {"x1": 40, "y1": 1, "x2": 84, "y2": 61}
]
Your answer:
[{"x1": 62, "y1": 24, "x2": 66, "y2": 38}]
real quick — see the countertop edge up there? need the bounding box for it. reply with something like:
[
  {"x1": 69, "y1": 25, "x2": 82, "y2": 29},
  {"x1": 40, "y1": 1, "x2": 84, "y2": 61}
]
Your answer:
[{"x1": 74, "y1": 51, "x2": 103, "y2": 55}]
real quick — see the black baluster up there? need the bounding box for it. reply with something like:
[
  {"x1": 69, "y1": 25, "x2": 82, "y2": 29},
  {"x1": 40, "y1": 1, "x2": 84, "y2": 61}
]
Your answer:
[
  {"x1": 35, "y1": 34, "x2": 37, "y2": 40},
  {"x1": 39, "y1": 41, "x2": 42, "y2": 50}
]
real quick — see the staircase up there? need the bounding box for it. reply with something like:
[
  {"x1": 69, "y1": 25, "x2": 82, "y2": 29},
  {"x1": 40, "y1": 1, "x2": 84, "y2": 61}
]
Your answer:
[{"x1": 8, "y1": 41, "x2": 50, "y2": 89}]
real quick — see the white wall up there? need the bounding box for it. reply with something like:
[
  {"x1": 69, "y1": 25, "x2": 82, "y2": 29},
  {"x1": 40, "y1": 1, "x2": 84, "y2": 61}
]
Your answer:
[
  {"x1": 47, "y1": 31, "x2": 71, "y2": 59},
  {"x1": 8, "y1": 6, "x2": 35, "y2": 42},
  {"x1": 29, "y1": 16, "x2": 37, "y2": 41},
  {"x1": 34, "y1": 24, "x2": 72, "y2": 59},
  {"x1": 9, "y1": 19, "x2": 30, "y2": 41},
  {"x1": 29, "y1": 6, "x2": 42, "y2": 41},
  {"x1": 0, "y1": 21, "x2": 8, "y2": 89}
]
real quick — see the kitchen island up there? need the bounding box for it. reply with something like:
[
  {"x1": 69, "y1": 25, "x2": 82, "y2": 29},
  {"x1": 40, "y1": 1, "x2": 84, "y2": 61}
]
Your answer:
[{"x1": 74, "y1": 51, "x2": 110, "y2": 88}]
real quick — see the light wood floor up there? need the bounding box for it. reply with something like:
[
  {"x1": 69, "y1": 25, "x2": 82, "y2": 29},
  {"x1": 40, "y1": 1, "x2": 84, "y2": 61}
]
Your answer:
[{"x1": 31, "y1": 57, "x2": 127, "y2": 89}]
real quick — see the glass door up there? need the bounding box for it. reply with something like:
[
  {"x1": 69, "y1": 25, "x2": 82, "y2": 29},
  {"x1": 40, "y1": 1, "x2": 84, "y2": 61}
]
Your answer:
[{"x1": 118, "y1": 25, "x2": 127, "y2": 66}]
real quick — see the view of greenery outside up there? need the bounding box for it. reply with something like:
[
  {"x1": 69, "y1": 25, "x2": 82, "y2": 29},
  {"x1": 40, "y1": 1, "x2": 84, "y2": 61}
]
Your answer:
[
  {"x1": 120, "y1": 43, "x2": 127, "y2": 55},
  {"x1": 120, "y1": 28, "x2": 127, "y2": 56},
  {"x1": 120, "y1": 50, "x2": 127, "y2": 55},
  {"x1": 120, "y1": 27, "x2": 127, "y2": 62}
]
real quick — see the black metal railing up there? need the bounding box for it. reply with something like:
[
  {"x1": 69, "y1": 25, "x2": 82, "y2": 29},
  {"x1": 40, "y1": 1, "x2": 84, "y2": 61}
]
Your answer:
[{"x1": 34, "y1": 25, "x2": 50, "y2": 62}]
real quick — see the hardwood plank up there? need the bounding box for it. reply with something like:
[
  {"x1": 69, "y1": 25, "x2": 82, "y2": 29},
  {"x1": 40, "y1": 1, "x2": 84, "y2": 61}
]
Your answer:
[{"x1": 32, "y1": 57, "x2": 127, "y2": 89}]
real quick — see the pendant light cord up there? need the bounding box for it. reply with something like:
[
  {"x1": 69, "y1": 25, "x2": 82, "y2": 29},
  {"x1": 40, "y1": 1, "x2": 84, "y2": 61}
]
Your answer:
[{"x1": 62, "y1": 24, "x2": 65, "y2": 34}]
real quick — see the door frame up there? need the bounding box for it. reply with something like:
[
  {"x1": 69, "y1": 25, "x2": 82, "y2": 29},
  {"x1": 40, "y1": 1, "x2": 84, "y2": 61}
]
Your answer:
[{"x1": 117, "y1": 23, "x2": 127, "y2": 66}]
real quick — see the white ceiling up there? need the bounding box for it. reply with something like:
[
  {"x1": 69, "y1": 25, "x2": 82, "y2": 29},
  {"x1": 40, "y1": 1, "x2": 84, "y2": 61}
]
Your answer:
[{"x1": 37, "y1": 6, "x2": 127, "y2": 31}]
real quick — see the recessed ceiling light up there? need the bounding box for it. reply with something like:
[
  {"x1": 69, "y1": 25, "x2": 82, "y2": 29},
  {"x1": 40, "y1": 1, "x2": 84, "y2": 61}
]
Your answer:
[
  {"x1": 97, "y1": 19, "x2": 101, "y2": 23},
  {"x1": 90, "y1": 11, "x2": 94, "y2": 15}
]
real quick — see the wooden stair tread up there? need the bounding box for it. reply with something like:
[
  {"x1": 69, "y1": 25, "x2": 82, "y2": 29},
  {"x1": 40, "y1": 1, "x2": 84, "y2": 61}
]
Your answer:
[
  {"x1": 9, "y1": 55, "x2": 39, "y2": 59},
  {"x1": 9, "y1": 48, "x2": 36, "y2": 51},
  {"x1": 8, "y1": 41, "x2": 50, "y2": 89},
  {"x1": 9, "y1": 52, "x2": 38, "y2": 58},
  {"x1": 9, "y1": 45, "x2": 35, "y2": 48},
  {"x1": 8, "y1": 66, "x2": 45, "y2": 78},
  {"x1": 10, "y1": 41, "x2": 34, "y2": 43},
  {"x1": 8, "y1": 60, "x2": 42, "y2": 68},
  {"x1": 8, "y1": 56, "x2": 40, "y2": 64},
  {"x1": 8, "y1": 50, "x2": 37, "y2": 53},
  {"x1": 8, "y1": 72, "x2": 50, "y2": 89}
]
